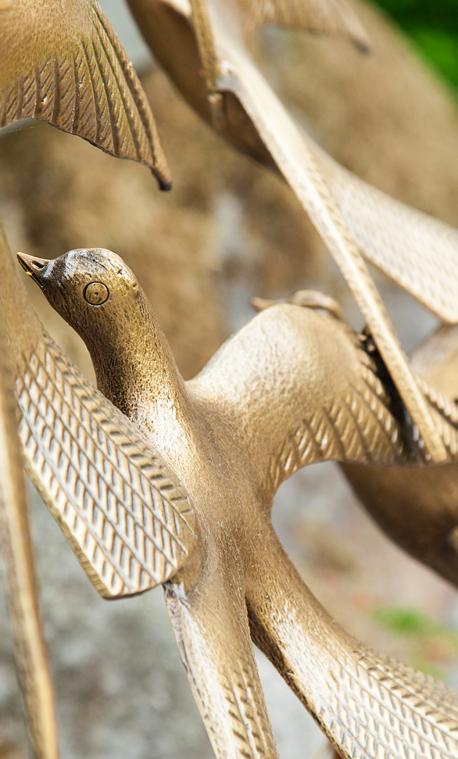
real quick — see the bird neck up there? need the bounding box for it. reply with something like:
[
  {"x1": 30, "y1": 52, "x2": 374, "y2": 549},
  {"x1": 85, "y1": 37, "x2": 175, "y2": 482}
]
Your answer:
[{"x1": 87, "y1": 302, "x2": 188, "y2": 428}]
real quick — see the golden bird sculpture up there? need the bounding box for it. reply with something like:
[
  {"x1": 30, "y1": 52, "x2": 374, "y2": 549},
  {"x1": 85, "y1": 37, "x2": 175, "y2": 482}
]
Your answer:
[
  {"x1": 0, "y1": 0, "x2": 170, "y2": 188},
  {"x1": 127, "y1": 0, "x2": 458, "y2": 464},
  {"x1": 2, "y1": 227, "x2": 458, "y2": 758}
]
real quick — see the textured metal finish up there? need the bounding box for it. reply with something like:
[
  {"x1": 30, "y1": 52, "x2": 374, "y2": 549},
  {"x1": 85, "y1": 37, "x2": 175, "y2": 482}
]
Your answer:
[
  {"x1": 342, "y1": 323, "x2": 458, "y2": 588},
  {"x1": 3, "y1": 239, "x2": 458, "y2": 757},
  {"x1": 128, "y1": 0, "x2": 458, "y2": 463},
  {"x1": 0, "y1": 236, "x2": 58, "y2": 759},
  {"x1": 0, "y1": 0, "x2": 170, "y2": 188},
  {"x1": 13, "y1": 254, "x2": 198, "y2": 600}
]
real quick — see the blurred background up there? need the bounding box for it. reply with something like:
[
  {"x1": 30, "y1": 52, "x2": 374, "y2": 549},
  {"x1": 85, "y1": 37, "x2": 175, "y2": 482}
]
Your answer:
[{"x1": 0, "y1": 0, "x2": 457, "y2": 756}]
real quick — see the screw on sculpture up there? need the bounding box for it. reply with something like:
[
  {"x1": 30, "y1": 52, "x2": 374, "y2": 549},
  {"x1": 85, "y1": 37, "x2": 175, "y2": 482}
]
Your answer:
[{"x1": 2, "y1": 237, "x2": 457, "y2": 759}]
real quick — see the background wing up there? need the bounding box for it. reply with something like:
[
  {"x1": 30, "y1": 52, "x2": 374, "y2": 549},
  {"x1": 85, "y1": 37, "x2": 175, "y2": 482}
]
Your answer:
[
  {"x1": 0, "y1": 227, "x2": 197, "y2": 599},
  {"x1": 0, "y1": 322, "x2": 59, "y2": 759},
  {"x1": 316, "y1": 147, "x2": 458, "y2": 325},
  {"x1": 0, "y1": 0, "x2": 170, "y2": 188}
]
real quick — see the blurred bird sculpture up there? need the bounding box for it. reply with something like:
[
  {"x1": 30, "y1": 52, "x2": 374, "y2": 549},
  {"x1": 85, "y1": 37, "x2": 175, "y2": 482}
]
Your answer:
[
  {"x1": 3, "y1": 230, "x2": 458, "y2": 758},
  {"x1": 0, "y1": 322, "x2": 58, "y2": 759},
  {"x1": 0, "y1": 0, "x2": 170, "y2": 188},
  {"x1": 128, "y1": 0, "x2": 458, "y2": 463}
]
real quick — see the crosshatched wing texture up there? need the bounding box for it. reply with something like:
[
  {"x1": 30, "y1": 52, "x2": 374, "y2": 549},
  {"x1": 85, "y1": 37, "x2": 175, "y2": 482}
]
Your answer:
[
  {"x1": 17, "y1": 332, "x2": 197, "y2": 599},
  {"x1": 248, "y1": 536, "x2": 458, "y2": 759},
  {"x1": 0, "y1": 0, "x2": 170, "y2": 188},
  {"x1": 193, "y1": 302, "x2": 458, "y2": 496},
  {"x1": 192, "y1": 305, "x2": 409, "y2": 498},
  {"x1": 166, "y1": 576, "x2": 277, "y2": 758},
  {"x1": 320, "y1": 647, "x2": 458, "y2": 758},
  {"x1": 316, "y1": 148, "x2": 458, "y2": 325},
  {"x1": 0, "y1": 325, "x2": 58, "y2": 759}
]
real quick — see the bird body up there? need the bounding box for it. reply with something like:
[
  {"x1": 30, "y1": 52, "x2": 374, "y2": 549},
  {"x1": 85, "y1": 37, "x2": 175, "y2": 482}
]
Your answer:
[{"x1": 7, "y1": 244, "x2": 458, "y2": 758}]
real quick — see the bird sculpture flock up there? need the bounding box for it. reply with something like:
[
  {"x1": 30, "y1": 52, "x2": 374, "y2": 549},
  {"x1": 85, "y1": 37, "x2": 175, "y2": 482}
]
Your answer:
[{"x1": 0, "y1": 0, "x2": 458, "y2": 758}]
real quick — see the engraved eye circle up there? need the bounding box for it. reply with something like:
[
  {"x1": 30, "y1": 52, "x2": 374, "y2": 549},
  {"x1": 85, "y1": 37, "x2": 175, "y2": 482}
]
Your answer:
[{"x1": 84, "y1": 281, "x2": 109, "y2": 306}]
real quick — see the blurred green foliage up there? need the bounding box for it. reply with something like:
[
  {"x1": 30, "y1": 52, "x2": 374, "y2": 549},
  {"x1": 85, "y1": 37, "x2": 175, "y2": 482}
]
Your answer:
[
  {"x1": 373, "y1": 606, "x2": 458, "y2": 678},
  {"x1": 372, "y1": 0, "x2": 458, "y2": 90}
]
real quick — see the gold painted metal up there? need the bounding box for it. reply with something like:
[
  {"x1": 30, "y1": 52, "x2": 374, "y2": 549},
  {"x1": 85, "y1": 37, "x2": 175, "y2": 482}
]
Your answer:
[
  {"x1": 128, "y1": 0, "x2": 458, "y2": 462},
  {"x1": 342, "y1": 323, "x2": 458, "y2": 588},
  {"x1": 0, "y1": 0, "x2": 170, "y2": 188},
  {"x1": 3, "y1": 234, "x2": 458, "y2": 758},
  {"x1": 0, "y1": 232, "x2": 58, "y2": 759}
]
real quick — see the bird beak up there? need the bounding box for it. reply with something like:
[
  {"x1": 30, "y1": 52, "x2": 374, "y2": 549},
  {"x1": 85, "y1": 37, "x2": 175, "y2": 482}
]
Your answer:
[{"x1": 17, "y1": 252, "x2": 50, "y2": 288}]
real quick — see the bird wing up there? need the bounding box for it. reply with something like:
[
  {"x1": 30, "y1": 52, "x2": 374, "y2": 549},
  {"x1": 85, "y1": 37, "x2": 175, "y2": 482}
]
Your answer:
[
  {"x1": 165, "y1": 569, "x2": 277, "y2": 758},
  {"x1": 0, "y1": 322, "x2": 59, "y2": 758},
  {"x1": 0, "y1": 0, "x2": 170, "y2": 188},
  {"x1": 248, "y1": 531, "x2": 458, "y2": 759},
  {"x1": 188, "y1": 0, "x2": 456, "y2": 462},
  {"x1": 0, "y1": 228, "x2": 197, "y2": 600},
  {"x1": 316, "y1": 147, "x2": 458, "y2": 326},
  {"x1": 191, "y1": 303, "x2": 458, "y2": 499}
]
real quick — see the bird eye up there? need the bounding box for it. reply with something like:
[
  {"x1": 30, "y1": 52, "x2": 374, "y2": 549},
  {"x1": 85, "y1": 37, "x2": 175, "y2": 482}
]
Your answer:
[{"x1": 84, "y1": 281, "x2": 109, "y2": 306}]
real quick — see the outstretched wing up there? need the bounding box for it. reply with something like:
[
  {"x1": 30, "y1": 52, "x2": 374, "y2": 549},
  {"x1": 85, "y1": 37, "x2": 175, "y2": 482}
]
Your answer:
[
  {"x1": 0, "y1": 228, "x2": 197, "y2": 599},
  {"x1": 0, "y1": 322, "x2": 59, "y2": 759},
  {"x1": 248, "y1": 531, "x2": 458, "y2": 759},
  {"x1": 191, "y1": 302, "x2": 457, "y2": 499},
  {"x1": 0, "y1": 0, "x2": 170, "y2": 188}
]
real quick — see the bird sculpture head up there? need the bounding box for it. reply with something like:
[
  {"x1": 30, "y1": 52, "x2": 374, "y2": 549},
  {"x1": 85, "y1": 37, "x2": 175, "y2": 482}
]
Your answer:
[
  {"x1": 17, "y1": 249, "x2": 171, "y2": 417},
  {"x1": 18, "y1": 248, "x2": 142, "y2": 336}
]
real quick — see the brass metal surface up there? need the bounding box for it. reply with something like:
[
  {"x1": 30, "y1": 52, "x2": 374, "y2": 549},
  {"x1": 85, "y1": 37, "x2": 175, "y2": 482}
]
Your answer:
[
  {"x1": 128, "y1": 0, "x2": 458, "y2": 463},
  {"x1": 3, "y1": 236, "x2": 458, "y2": 757},
  {"x1": 342, "y1": 323, "x2": 458, "y2": 588},
  {"x1": 0, "y1": 0, "x2": 170, "y2": 188},
  {"x1": 0, "y1": 234, "x2": 58, "y2": 758}
]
